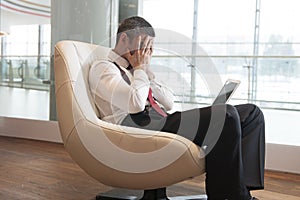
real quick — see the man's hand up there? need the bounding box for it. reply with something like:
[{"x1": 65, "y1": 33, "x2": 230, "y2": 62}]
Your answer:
[{"x1": 124, "y1": 36, "x2": 153, "y2": 70}]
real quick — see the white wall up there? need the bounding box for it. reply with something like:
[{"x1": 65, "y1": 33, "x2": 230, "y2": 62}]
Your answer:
[{"x1": 0, "y1": 117, "x2": 61, "y2": 143}]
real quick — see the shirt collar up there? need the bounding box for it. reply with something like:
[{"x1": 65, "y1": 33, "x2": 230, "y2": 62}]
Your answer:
[{"x1": 108, "y1": 49, "x2": 131, "y2": 69}]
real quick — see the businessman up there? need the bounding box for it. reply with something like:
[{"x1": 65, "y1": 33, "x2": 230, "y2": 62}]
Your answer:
[{"x1": 89, "y1": 16, "x2": 265, "y2": 200}]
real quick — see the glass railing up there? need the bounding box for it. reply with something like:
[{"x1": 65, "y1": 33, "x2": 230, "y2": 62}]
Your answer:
[
  {"x1": 151, "y1": 54, "x2": 300, "y2": 111},
  {"x1": 0, "y1": 54, "x2": 299, "y2": 111},
  {"x1": 0, "y1": 56, "x2": 51, "y2": 91}
]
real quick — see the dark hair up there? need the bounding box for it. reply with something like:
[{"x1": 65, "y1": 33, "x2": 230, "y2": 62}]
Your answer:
[{"x1": 116, "y1": 16, "x2": 155, "y2": 43}]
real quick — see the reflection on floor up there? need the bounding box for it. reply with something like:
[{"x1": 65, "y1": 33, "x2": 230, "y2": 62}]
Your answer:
[{"x1": 0, "y1": 86, "x2": 49, "y2": 121}]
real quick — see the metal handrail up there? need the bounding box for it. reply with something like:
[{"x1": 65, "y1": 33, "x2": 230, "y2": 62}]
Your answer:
[
  {"x1": 2, "y1": 54, "x2": 299, "y2": 59},
  {"x1": 0, "y1": 55, "x2": 50, "y2": 57},
  {"x1": 152, "y1": 54, "x2": 300, "y2": 59},
  {"x1": 173, "y1": 96, "x2": 300, "y2": 112}
]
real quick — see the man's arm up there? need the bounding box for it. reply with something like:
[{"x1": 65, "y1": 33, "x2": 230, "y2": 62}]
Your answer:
[
  {"x1": 145, "y1": 68, "x2": 174, "y2": 111},
  {"x1": 123, "y1": 36, "x2": 174, "y2": 111},
  {"x1": 89, "y1": 60, "x2": 150, "y2": 113},
  {"x1": 150, "y1": 80, "x2": 174, "y2": 111}
]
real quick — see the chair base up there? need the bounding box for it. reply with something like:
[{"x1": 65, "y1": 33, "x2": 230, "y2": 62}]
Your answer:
[{"x1": 96, "y1": 188, "x2": 207, "y2": 200}]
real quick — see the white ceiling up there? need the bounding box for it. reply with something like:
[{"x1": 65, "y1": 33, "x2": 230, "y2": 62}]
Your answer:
[
  {"x1": 1, "y1": 0, "x2": 50, "y2": 17},
  {"x1": 0, "y1": 0, "x2": 50, "y2": 32}
]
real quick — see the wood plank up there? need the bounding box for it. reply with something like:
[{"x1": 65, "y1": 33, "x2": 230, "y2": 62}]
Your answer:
[{"x1": 0, "y1": 136, "x2": 300, "y2": 200}]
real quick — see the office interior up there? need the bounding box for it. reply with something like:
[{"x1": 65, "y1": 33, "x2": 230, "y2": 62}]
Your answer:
[{"x1": 0, "y1": 0, "x2": 299, "y2": 199}]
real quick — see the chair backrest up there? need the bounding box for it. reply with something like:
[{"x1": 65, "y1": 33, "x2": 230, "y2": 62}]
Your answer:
[
  {"x1": 56, "y1": 40, "x2": 108, "y2": 120},
  {"x1": 54, "y1": 40, "x2": 205, "y2": 190}
]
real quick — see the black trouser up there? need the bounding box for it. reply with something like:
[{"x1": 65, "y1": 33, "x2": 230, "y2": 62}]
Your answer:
[{"x1": 122, "y1": 104, "x2": 265, "y2": 200}]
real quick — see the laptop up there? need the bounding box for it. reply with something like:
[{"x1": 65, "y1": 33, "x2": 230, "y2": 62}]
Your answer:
[{"x1": 212, "y1": 79, "x2": 241, "y2": 105}]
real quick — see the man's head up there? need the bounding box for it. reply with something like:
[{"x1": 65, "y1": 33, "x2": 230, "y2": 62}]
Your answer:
[
  {"x1": 116, "y1": 16, "x2": 155, "y2": 44},
  {"x1": 114, "y1": 16, "x2": 155, "y2": 57}
]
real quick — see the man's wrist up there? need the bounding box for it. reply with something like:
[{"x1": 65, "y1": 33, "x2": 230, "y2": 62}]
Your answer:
[
  {"x1": 133, "y1": 68, "x2": 151, "y2": 83},
  {"x1": 133, "y1": 66, "x2": 144, "y2": 71},
  {"x1": 133, "y1": 64, "x2": 147, "y2": 71},
  {"x1": 145, "y1": 67, "x2": 155, "y2": 80}
]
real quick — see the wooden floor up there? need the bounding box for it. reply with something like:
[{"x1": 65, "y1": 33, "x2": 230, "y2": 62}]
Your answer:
[{"x1": 0, "y1": 136, "x2": 299, "y2": 200}]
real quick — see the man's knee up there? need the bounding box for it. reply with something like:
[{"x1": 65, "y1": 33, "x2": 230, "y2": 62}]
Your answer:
[
  {"x1": 235, "y1": 103, "x2": 265, "y2": 125},
  {"x1": 224, "y1": 104, "x2": 242, "y2": 137},
  {"x1": 245, "y1": 103, "x2": 265, "y2": 123},
  {"x1": 225, "y1": 104, "x2": 240, "y2": 120}
]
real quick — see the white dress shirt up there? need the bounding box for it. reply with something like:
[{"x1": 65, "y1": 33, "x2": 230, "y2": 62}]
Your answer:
[{"x1": 88, "y1": 49, "x2": 174, "y2": 124}]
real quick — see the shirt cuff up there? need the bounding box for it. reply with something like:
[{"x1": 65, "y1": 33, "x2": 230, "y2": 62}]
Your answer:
[{"x1": 133, "y1": 69, "x2": 150, "y2": 83}]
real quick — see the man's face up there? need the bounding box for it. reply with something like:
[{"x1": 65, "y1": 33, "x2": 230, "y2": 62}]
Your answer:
[{"x1": 127, "y1": 34, "x2": 154, "y2": 55}]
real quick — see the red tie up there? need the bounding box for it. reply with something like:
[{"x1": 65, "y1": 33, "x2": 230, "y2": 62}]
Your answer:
[{"x1": 147, "y1": 88, "x2": 167, "y2": 117}]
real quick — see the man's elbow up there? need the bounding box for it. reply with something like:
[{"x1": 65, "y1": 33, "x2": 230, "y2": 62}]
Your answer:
[
  {"x1": 128, "y1": 103, "x2": 145, "y2": 114},
  {"x1": 164, "y1": 101, "x2": 174, "y2": 111}
]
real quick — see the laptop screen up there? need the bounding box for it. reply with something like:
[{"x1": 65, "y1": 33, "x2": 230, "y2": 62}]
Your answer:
[{"x1": 212, "y1": 79, "x2": 240, "y2": 105}]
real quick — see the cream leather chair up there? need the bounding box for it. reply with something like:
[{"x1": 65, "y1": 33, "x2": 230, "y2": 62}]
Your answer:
[{"x1": 54, "y1": 40, "x2": 206, "y2": 200}]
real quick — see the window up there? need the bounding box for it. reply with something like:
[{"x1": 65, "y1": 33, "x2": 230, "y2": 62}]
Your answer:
[{"x1": 143, "y1": 0, "x2": 300, "y2": 146}]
